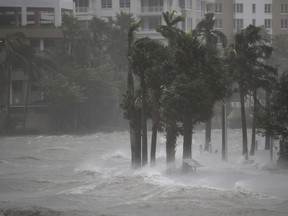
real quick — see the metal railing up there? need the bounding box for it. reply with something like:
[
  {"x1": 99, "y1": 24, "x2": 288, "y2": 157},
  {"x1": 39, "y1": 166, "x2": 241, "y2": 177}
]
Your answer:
[
  {"x1": 141, "y1": 6, "x2": 163, "y2": 13},
  {"x1": 75, "y1": 7, "x2": 89, "y2": 13}
]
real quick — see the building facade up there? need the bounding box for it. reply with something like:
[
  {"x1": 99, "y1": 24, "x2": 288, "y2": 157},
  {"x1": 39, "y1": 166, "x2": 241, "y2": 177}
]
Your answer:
[
  {"x1": 73, "y1": 0, "x2": 288, "y2": 41},
  {"x1": 0, "y1": 0, "x2": 74, "y2": 132}
]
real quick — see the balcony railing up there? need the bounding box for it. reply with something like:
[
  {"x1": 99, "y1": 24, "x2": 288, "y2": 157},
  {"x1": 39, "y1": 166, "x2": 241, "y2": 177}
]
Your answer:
[
  {"x1": 75, "y1": 7, "x2": 89, "y2": 13},
  {"x1": 141, "y1": 6, "x2": 163, "y2": 13}
]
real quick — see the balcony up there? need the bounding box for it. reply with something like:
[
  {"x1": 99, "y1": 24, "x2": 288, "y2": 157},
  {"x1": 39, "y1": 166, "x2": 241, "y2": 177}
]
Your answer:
[
  {"x1": 75, "y1": 7, "x2": 89, "y2": 13},
  {"x1": 202, "y1": 0, "x2": 215, "y2": 3},
  {"x1": 141, "y1": 6, "x2": 163, "y2": 13},
  {"x1": 0, "y1": 27, "x2": 63, "y2": 39}
]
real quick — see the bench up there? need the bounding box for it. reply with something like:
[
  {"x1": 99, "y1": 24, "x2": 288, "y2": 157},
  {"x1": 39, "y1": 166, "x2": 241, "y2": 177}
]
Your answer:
[{"x1": 183, "y1": 159, "x2": 204, "y2": 172}]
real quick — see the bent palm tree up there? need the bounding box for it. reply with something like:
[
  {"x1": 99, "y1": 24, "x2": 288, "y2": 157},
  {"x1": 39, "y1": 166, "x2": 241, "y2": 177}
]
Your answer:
[
  {"x1": 130, "y1": 37, "x2": 166, "y2": 166},
  {"x1": 157, "y1": 11, "x2": 184, "y2": 167},
  {"x1": 194, "y1": 13, "x2": 228, "y2": 152},
  {"x1": 227, "y1": 25, "x2": 275, "y2": 160}
]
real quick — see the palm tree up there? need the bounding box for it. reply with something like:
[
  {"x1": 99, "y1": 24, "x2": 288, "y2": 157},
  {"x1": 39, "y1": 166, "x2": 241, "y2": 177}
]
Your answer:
[
  {"x1": 157, "y1": 11, "x2": 184, "y2": 167},
  {"x1": 170, "y1": 33, "x2": 229, "y2": 171},
  {"x1": 0, "y1": 32, "x2": 34, "y2": 134},
  {"x1": 125, "y1": 20, "x2": 142, "y2": 168},
  {"x1": 157, "y1": 11, "x2": 184, "y2": 47},
  {"x1": 130, "y1": 37, "x2": 166, "y2": 166},
  {"x1": 194, "y1": 13, "x2": 228, "y2": 152},
  {"x1": 227, "y1": 25, "x2": 275, "y2": 160}
]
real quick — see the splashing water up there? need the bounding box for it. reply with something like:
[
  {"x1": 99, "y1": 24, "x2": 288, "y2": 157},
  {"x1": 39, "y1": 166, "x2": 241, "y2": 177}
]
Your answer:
[{"x1": 0, "y1": 130, "x2": 288, "y2": 216}]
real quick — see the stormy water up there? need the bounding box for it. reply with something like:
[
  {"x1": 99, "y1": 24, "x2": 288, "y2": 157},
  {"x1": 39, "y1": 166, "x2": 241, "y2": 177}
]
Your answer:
[{"x1": 0, "y1": 129, "x2": 288, "y2": 216}]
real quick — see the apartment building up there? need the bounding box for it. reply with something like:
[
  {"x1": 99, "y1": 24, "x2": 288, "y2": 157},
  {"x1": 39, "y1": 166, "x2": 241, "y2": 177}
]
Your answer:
[
  {"x1": 0, "y1": 0, "x2": 74, "y2": 132},
  {"x1": 213, "y1": 0, "x2": 288, "y2": 42},
  {"x1": 272, "y1": 0, "x2": 288, "y2": 36},
  {"x1": 74, "y1": 0, "x2": 215, "y2": 40}
]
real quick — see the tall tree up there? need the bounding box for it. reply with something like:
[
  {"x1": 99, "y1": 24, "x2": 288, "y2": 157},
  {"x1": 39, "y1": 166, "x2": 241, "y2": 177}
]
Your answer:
[
  {"x1": 156, "y1": 11, "x2": 184, "y2": 167},
  {"x1": 171, "y1": 33, "x2": 229, "y2": 169},
  {"x1": 226, "y1": 25, "x2": 275, "y2": 160},
  {"x1": 267, "y1": 73, "x2": 288, "y2": 167},
  {"x1": 130, "y1": 37, "x2": 166, "y2": 166},
  {"x1": 122, "y1": 20, "x2": 142, "y2": 168},
  {"x1": 194, "y1": 13, "x2": 228, "y2": 152}
]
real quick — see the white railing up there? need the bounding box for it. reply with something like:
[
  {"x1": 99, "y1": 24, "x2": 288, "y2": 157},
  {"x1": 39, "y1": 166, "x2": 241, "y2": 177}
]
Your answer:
[
  {"x1": 75, "y1": 7, "x2": 89, "y2": 13},
  {"x1": 141, "y1": 6, "x2": 163, "y2": 13}
]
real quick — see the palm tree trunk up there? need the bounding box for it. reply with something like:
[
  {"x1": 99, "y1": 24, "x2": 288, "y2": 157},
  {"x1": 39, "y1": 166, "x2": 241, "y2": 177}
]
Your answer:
[
  {"x1": 250, "y1": 89, "x2": 257, "y2": 156},
  {"x1": 130, "y1": 110, "x2": 142, "y2": 169},
  {"x1": 150, "y1": 93, "x2": 160, "y2": 166},
  {"x1": 140, "y1": 73, "x2": 148, "y2": 166},
  {"x1": 265, "y1": 90, "x2": 271, "y2": 150},
  {"x1": 166, "y1": 122, "x2": 177, "y2": 167},
  {"x1": 183, "y1": 118, "x2": 192, "y2": 159},
  {"x1": 240, "y1": 85, "x2": 248, "y2": 160},
  {"x1": 204, "y1": 119, "x2": 212, "y2": 152},
  {"x1": 4, "y1": 65, "x2": 11, "y2": 134},
  {"x1": 23, "y1": 76, "x2": 31, "y2": 133},
  {"x1": 150, "y1": 124, "x2": 157, "y2": 166},
  {"x1": 135, "y1": 110, "x2": 142, "y2": 168},
  {"x1": 182, "y1": 118, "x2": 193, "y2": 173}
]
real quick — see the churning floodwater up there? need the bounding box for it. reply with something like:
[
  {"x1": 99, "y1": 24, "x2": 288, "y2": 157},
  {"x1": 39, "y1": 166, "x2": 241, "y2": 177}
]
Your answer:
[{"x1": 0, "y1": 129, "x2": 288, "y2": 216}]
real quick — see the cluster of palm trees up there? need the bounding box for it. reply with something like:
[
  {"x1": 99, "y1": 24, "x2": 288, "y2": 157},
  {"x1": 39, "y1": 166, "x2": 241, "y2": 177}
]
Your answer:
[{"x1": 124, "y1": 12, "x2": 277, "y2": 169}]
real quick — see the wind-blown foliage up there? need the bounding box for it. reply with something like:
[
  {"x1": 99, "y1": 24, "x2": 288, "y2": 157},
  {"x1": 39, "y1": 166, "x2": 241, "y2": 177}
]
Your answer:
[{"x1": 226, "y1": 25, "x2": 276, "y2": 160}]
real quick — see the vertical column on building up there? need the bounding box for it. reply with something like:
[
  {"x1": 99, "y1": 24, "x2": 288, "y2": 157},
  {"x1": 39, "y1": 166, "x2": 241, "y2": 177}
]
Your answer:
[
  {"x1": 54, "y1": 5, "x2": 62, "y2": 27},
  {"x1": 21, "y1": 6, "x2": 27, "y2": 26}
]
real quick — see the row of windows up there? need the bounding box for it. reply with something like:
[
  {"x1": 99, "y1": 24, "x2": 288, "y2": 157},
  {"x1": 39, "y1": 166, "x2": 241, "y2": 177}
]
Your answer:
[
  {"x1": 234, "y1": 3, "x2": 272, "y2": 13},
  {"x1": 235, "y1": 3, "x2": 288, "y2": 14},
  {"x1": 209, "y1": 3, "x2": 288, "y2": 14},
  {"x1": 232, "y1": 19, "x2": 288, "y2": 30},
  {"x1": 75, "y1": 1, "x2": 288, "y2": 14},
  {"x1": 178, "y1": 0, "x2": 202, "y2": 10},
  {"x1": 75, "y1": 0, "x2": 131, "y2": 9}
]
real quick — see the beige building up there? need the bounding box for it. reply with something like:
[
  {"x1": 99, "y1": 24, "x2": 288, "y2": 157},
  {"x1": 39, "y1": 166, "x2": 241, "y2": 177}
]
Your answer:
[
  {"x1": 272, "y1": 0, "x2": 288, "y2": 36},
  {"x1": 0, "y1": 0, "x2": 74, "y2": 132}
]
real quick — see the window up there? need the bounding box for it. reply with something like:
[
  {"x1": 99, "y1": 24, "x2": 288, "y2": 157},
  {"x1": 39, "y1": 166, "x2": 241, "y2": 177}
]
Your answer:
[
  {"x1": 281, "y1": 19, "x2": 288, "y2": 29},
  {"x1": 181, "y1": 18, "x2": 186, "y2": 30},
  {"x1": 187, "y1": 17, "x2": 192, "y2": 29},
  {"x1": 252, "y1": 4, "x2": 256, "y2": 13},
  {"x1": 196, "y1": 0, "x2": 202, "y2": 11},
  {"x1": 214, "y1": 19, "x2": 222, "y2": 29},
  {"x1": 215, "y1": 3, "x2": 222, "y2": 13},
  {"x1": 141, "y1": 16, "x2": 162, "y2": 31},
  {"x1": 252, "y1": 19, "x2": 256, "y2": 26},
  {"x1": 179, "y1": 0, "x2": 192, "y2": 9},
  {"x1": 264, "y1": 4, "x2": 271, "y2": 13},
  {"x1": 264, "y1": 19, "x2": 271, "y2": 29},
  {"x1": 75, "y1": 0, "x2": 89, "y2": 12},
  {"x1": 234, "y1": 19, "x2": 243, "y2": 29},
  {"x1": 12, "y1": 81, "x2": 23, "y2": 92},
  {"x1": 141, "y1": 0, "x2": 163, "y2": 12},
  {"x1": 102, "y1": 0, "x2": 112, "y2": 8},
  {"x1": 120, "y1": 0, "x2": 130, "y2": 8},
  {"x1": 281, "y1": 4, "x2": 288, "y2": 14},
  {"x1": 234, "y1": 3, "x2": 243, "y2": 13},
  {"x1": 181, "y1": 17, "x2": 193, "y2": 30},
  {"x1": 187, "y1": 0, "x2": 192, "y2": 9}
]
